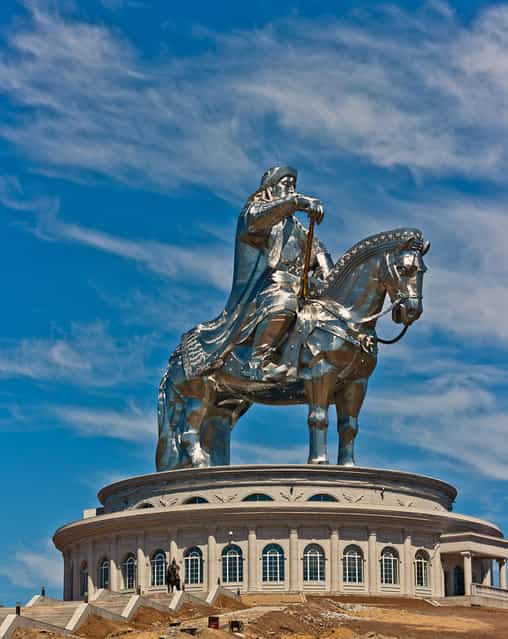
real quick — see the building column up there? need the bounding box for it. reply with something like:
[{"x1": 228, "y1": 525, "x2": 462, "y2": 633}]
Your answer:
[
  {"x1": 432, "y1": 543, "x2": 443, "y2": 597},
  {"x1": 289, "y1": 527, "x2": 299, "y2": 592},
  {"x1": 207, "y1": 529, "x2": 217, "y2": 591},
  {"x1": 482, "y1": 559, "x2": 492, "y2": 586},
  {"x1": 110, "y1": 536, "x2": 120, "y2": 592},
  {"x1": 498, "y1": 559, "x2": 507, "y2": 590},
  {"x1": 137, "y1": 533, "x2": 147, "y2": 592},
  {"x1": 86, "y1": 541, "x2": 95, "y2": 597},
  {"x1": 368, "y1": 529, "x2": 377, "y2": 594},
  {"x1": 462, "y1": 552, "x2": 473, "y2": 596},
  {"x1": 63, "y1": 552, "x2": 70, "y2": 600},
  {"x1": 402, "y1": 530, "x2": 414, "y2": 596},
  {"x1": 247, "y1": 528, "x2": 257, "y2": 592},
  {"x1": 73, "y1": 545, "x2": 81, "y2": 600},
  {"x1": 330, "y1": 528, "x2": 339, "y2": 592}
]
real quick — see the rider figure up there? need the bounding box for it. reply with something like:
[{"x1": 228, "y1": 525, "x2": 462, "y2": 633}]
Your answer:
[
  {"x1": 179, "y1": 166, "x2": 333, "y2": 381},
  {"x1": 238, "y1": 166, "x2": 333, "y2": 379}
]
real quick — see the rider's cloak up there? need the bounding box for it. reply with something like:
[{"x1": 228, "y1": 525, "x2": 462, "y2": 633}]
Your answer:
[{"x1": 180, "y1": 197, "x2": 331, "y2": 379}]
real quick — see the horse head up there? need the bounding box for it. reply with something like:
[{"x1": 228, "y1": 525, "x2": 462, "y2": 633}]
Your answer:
[{"x1": 384, "y1": 233, "x2": 430, "y2": 326}]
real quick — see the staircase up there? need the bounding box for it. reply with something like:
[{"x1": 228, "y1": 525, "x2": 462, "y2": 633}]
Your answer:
[
  {"x1": 23, "y1": 602, "x2": 82, "y2": 627},
  {"x1": 90, "y1": 592, "x2": 132, "y2": 617}
]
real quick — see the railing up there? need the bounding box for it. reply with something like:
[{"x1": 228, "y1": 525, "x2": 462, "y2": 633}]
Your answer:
[{"x1": 472, "y1": 583, "x2": 508, "y2": 600}]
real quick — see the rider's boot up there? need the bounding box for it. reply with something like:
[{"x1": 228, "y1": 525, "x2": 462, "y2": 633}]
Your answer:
[{"x1": 244, "y1": 312, "x2": 295, "y2": 380}]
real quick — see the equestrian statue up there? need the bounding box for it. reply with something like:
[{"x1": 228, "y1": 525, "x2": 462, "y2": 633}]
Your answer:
[{"x1": 156, "y1": 166, "x2": 430, "y2": 469}]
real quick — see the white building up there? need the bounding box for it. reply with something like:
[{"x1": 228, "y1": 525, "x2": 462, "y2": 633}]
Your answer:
[{"x1": 53, "y1": 465, "x2": 508, "y2": 601}]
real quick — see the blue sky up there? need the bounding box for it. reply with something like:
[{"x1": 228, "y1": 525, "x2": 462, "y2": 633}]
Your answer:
[{"x1": 1, "y1": 0, "x2": 508, "y2": 604}]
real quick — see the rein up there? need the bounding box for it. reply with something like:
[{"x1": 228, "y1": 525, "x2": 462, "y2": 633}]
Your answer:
[
  {"x1": 312, "y1": 297, "x2": 412, "y2": 346},
  {"x1": 377, "y1": 324, "x2": 409, "y2": 344}
]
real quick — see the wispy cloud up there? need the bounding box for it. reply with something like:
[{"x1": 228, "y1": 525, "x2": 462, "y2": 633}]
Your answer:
[
  {"x1": 366, "y1": 365, "x2": 508, "y2": 481},
  {"x1": 231, "y1": 440, "x2": 307, "y2": 465},
  {"x1": 0, "y1": 321, "x2": 156, "y2": 387},
  {"x1": 51, "y1": 402, "x2": 154, "y2": 442},
  {"x1": 0, "y1": 175, "x2": 232, "y2": 290},
  {"x1": 0, "y1": 540, "x2": 62, "y2": 590},
  {"x1": 2, "y1": 2, "x2": 508, "y2": 199}
]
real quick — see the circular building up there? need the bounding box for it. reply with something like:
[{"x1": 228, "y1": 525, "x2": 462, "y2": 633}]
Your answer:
[{"x1": 53, "y1": 465, "x2": 508, "y2": 601}]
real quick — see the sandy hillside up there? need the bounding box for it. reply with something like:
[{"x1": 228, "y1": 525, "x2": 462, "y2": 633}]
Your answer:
[{"x1": 11, "y1": 594, "x2": 508, "y2": 639}]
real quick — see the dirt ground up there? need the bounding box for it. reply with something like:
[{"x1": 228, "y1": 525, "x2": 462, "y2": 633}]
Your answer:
[{"x1": 11, "y1": 594, "x2": 508, "y2": 639}]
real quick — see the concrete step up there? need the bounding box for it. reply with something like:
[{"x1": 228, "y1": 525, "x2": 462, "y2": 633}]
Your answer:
[
  {"x1": 144, "y1": 592, "x2": 175, "y2": 602},
  {"x1": 23, "y1": 603, "x2": 82, "y2": 627},
  {"x1": 91, "y1": 599, "x2": 129, "y2": 616},
  {"x1": 0, "y1": 609, "x2": 16, "y2": 623}
]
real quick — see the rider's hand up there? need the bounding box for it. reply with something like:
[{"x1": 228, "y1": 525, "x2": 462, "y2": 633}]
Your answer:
[
  {"x1": 307, "y1": 201, "x2": 324, "y2": 225},
  {"x1": 294, "y1": 195, "x2": 325, "y2": 224}
]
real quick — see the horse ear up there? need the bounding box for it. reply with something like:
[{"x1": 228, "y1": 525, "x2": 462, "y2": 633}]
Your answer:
[
  {"x1": 422, "y1": 240, "x2": 431, "y2": 256},
  {"x1": 398, "y1": 236, "x2": 415, "y2": 251}
]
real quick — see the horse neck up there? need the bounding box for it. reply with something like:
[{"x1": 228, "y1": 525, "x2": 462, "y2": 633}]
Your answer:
[{"x1": 325, "y1": 254, "x2": 387, "y2": 325}]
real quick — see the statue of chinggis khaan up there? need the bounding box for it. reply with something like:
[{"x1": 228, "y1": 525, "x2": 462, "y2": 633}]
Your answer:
[{"x1": 157, "y1": 166, "x2": 430, "y2": 471}]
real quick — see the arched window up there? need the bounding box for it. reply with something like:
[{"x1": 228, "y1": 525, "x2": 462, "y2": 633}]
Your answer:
[
  {"x1": 184, "y1": 547, "x2": 203, "y2": 585},
  {"x1": 222, "y1": 545, "x2": 243, "y2": 583},
  {"x1": 343, "y1": 545, "x2": 364, "y2": 583},
  {"x1": 183, "y1": 496, "x2": 209, "y2": 504},
  {"x1": 262, "y1": 544, "x2": 285, "y2": 582},
  {"x1": 308, "y1": 494, "x2": 338, "y2": 502},
  {"x1": 415, "y1": 550, "x2": 430, "y2": 588},
  {"x1": 380, "y1": 547, "x2": 399, "y2": 585},
  {"x1": 79, "y1": 561, "x2": 88, "y2": 597},
  {"x1": 122, "y1": 554, "x2": 137, "y2": 590},
  {"x1": 98, "y1": 558, "x2": 109, "y2": 589},
  {"x1": 242, "y1": 493, "x2": 274, "y2": 502},
  {"x1": 303, "y1": 544, "x2": 325, "y2": 582},
  {"x1": 151, "y1": 550, "x2": 167, "y2": 587}
]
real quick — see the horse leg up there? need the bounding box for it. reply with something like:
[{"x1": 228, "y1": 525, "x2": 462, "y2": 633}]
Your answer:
[
  {"x1": 180, "y1": 380, "x2": 215, "y2": 468},
  {"x1": 335, "y1": 378, "x2": 368, "y2": 466},
  {"x1": 201, "y1": 400, "x2": 252, "y2": 466},
  {"x1": 156, "y1": 359, "x2": 188, "y2": 471},
  {"x1": 304, "y1": 372, "x2": 336, "y2": 465}
]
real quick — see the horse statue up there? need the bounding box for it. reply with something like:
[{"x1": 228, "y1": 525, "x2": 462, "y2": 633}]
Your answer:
[{"x1": 156, "y1": 227, "x2": 429, "y2": 469}]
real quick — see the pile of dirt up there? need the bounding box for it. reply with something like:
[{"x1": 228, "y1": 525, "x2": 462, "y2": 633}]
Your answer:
[
  {"x1": 76, "y1": 615, "x2": 131, "y2": 639},
  {"x1": 129, "y1": 606, "x2": 180, "y2": 629},
  {"x1": 244, "y1": 595, "x2": 506, "y2": 639},
  {"x1": 213, "y1": 595, "x2": 248, "y2": 611},
  {"x1": 12, "y1": 630, "x2": 67, "y2": 639},
  {"x1": 177, "y1": 601, "x2": 217, "y2": 620},
  {"x1": 198, "y1": 629, "x2": 238, "y2": 639}
]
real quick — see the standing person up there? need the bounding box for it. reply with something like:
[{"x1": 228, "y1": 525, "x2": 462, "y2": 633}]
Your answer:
[{"x1": 167, "y1": 558, "x2": 181, "y2": 592}]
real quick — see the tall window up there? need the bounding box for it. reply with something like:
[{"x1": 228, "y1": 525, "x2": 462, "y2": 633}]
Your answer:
[
  {"x1": 98, "y1": 558, "x2": 110, "y2": 589},
  {"x1": 343, "y1": 545, "x2": 363, "y2": 583},
  {"x1": 79, "y1": 561, "x2": 88, "y2": 597},
  {"x1": 122, "y1": 554, "x2": 137, "y2": 590},
  {"x1": 184, "y1": 547, "x2": 203, "y2": 585},
  {"x1": 415, "y1": 550, "x2": 430, "y2": 587},
  {"x1": 303, "y1": 544, "x2": 325, "y2": 582},
  {"x1": 243, "y1": 494, "x2": 274, "y2": 502},
  {"x1": 151, "y1": 550, "x2": 167, "y2": 587},
  {"x1": 380, "y1": 547, "x2": 399, "y2": 585},
  {"x1": 262, "y1": 544, "x2": 285, "y2": 582},
  {"x1": 222, "y1": 545, "x2": 243, "y2": 583}
]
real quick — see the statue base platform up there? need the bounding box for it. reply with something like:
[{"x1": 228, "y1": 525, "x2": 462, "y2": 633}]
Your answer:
[{"x1": 53, "y1": 465, "x2": 508, "y2": 600}]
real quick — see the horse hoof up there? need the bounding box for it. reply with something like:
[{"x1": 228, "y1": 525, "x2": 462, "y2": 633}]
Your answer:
[{"x1": 307, "y1": 457, "x2": 330, "y2": 465}]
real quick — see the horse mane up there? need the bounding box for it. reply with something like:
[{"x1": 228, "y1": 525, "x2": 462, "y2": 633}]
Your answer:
[{"x1": 319, "y1": 227, "x2": 424, "y2": 294}]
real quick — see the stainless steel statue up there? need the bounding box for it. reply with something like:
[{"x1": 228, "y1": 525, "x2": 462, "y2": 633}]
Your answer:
[{"x1": 157, "y1": 166, "x2": 430, "y2": 470}]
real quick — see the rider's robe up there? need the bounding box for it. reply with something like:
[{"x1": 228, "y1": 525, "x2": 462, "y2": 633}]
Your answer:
[{"x1": 180, "y1": 195, "x2": 333, "y2": 378}]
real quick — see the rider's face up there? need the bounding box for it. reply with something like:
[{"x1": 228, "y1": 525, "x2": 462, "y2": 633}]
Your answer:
[{"x1": 273, "y1": 175, "x2": 296, "y2": 199}]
